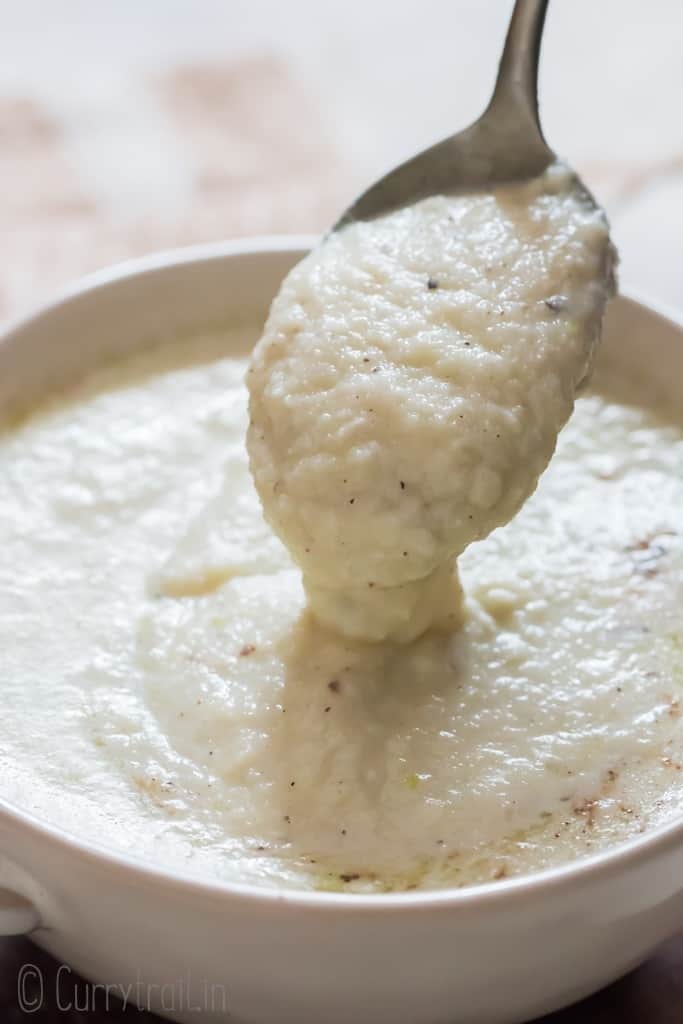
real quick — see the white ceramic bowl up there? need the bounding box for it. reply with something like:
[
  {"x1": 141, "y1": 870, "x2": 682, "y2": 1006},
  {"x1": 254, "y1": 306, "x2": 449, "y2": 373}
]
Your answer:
[{"x1": 1, "y1": 238, "x2": 682, "y2": 1024}]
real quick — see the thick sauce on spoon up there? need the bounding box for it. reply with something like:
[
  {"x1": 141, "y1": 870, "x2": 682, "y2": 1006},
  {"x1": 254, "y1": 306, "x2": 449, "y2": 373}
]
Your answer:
[{"x1": 248, "y1": 164, "x2": 616, "y2": 641}]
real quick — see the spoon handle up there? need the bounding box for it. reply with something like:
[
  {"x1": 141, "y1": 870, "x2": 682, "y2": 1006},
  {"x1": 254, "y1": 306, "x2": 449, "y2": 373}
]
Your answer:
[
  {"x1": 332, "y1": 0, "x2": 554, "y2": 228},
  {"x1": 488, "y1": 0, "x2": 549, "y2": 139}
]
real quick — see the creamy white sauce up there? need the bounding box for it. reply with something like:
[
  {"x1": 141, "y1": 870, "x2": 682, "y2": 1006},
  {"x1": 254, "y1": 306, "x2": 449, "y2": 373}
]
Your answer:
[
  {"x1": 1, "y1": 329, "x2": 682, "y2": 893},
  {"x1": 248, "y1": 165, "x2": 615, "y2": 641}
]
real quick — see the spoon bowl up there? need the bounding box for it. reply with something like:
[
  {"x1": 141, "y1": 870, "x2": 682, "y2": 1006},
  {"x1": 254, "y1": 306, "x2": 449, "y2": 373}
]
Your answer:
[{"x1": 334, "y1": 0, "x2": 554, "y2": 230}]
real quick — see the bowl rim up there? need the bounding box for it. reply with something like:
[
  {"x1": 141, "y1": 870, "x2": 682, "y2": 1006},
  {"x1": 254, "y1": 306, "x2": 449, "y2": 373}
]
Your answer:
[{"x1": 1, "y1": 234, "x2": 683, "y2": 915}]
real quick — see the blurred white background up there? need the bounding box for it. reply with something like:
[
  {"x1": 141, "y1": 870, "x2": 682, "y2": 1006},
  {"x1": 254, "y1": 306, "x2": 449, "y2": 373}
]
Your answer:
[{"x1": 1, "y1": 0, "x2": 681, "y2": 315}]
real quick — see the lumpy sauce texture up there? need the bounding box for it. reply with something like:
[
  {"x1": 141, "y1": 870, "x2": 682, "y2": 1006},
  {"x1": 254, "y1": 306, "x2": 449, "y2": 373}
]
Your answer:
[{"x1": 247, "y1": 165, "x2": 615, "y2": 640}]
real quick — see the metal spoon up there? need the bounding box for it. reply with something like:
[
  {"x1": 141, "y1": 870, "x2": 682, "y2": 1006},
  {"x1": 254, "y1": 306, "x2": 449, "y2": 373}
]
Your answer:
[{"x1": 334, "y1": 0, "x2": 553, "y2": 231}]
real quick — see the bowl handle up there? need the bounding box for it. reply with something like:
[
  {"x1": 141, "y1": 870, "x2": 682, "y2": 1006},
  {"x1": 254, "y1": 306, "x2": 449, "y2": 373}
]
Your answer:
[{"x1": 0, "y1": 888, "x2": 39, "y2": 935}]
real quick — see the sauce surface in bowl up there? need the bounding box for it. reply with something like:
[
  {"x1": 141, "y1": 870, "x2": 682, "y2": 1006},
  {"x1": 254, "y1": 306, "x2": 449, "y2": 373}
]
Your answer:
[{"x1": 1, "y1": 325, "x2": 681, "y2": 893}]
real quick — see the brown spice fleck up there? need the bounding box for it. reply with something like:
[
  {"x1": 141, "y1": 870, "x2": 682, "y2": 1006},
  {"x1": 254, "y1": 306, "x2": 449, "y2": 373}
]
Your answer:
[
  {"x1": 493, "y1": 865, "x2": 508, "y2": 880},
  {"x1": 324, "y1": 705, "x2": 332, "y2": 713},
  {"x1": 328, "y1": 680, "x2": 340, "y2": 693},
  {"x1": 340, "y1": 872, "x2": 360, "y2": 883},
  {"x1": 573, "y1": 798, "x2": 598, "y2": 826},
  {"x1": 427, "y1": 277, "x2": 439, "y2": 290},
  {"x1": 240, "y1": 644, "x2": 256, "y2": 657}
]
